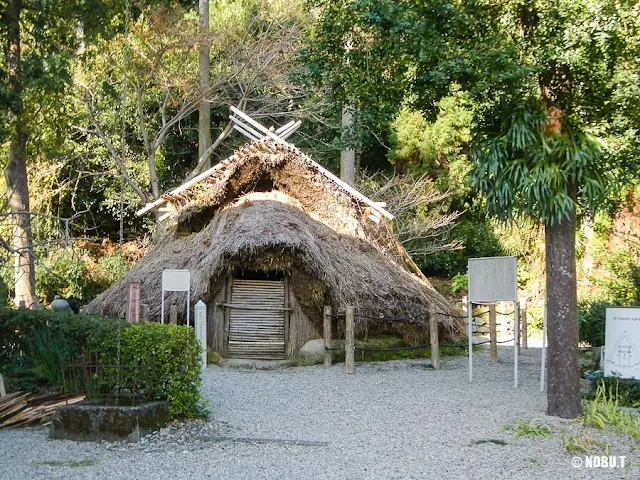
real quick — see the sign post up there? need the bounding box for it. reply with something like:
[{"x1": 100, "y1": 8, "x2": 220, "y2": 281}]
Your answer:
[
  {"x1": 194, "y1": 300, "x2": 207, "y2": 372},
  {"x1": 161, "y1": 270, "x2": 191, "y2": 326},
  {"x1": 126, "y1": 282, "x2": 140, "y2": 323},
  {"x1": 468, "y1": 256, "x2": 519, "y2": 388}
]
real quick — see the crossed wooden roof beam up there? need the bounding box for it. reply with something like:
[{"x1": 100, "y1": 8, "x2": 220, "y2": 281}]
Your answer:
[{"x1": 135, "y1": 107, "x2": 392, "y2": 222}]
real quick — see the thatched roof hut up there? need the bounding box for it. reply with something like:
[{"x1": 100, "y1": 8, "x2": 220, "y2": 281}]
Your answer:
[{"x1": 87, "y1": 139, "x2": 453, "y2": 360}]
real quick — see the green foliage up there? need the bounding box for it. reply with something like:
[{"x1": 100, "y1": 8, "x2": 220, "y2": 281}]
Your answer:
[
  {"x1": 450, "y1": 273, "x2": 468, "y2": 295},
  {"x1": 578, "y1": 300, "x2": 608, "y2": 347},
  {"x1": 24, "y1": 328, "x2": 71, "y2": 389},
  {"x1": 422, "y1": 219, "x2": 503, "y2": 276},
  {"x1": 35, "y1": 249, "x2": 91, "y2": 302},
  {"x1": 505, "y1": 421, "x2": 553, "y2": 439},
  {"x1": 588, "y1": 378, "x2": 640, "y2": 409},
  {"x1": 99, "y1": 323, "x2": 203, "y2": 418},
  {"x1": 579, "y1": 248, "x2": 640, "y2": 346},
  {"x1": 0, "y1": 247, "x2": 131, "y2": 304},
  {"x1": 471, "y1": 110, "x2": 605, "y2": 224},
  {"x1": 90, "y1": 252, "x2": 131, "y2": 295},
  {"x1": 562, "y1": 431, "x2": 603, "y2": 455},
  {"x1": 390, "y1": 86, "x2": 474, "y2": 197},
  {"x1": 591, "y1": 250, "x2": 640, "y2": 305},
  {"x1": 582, "y1": 380, "x2": 640, "y2": 442},
  {"x1": 0, "y1": 309, "x2": 203, "y2": 418}
]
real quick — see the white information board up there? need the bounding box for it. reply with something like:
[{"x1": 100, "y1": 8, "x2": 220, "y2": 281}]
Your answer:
[
  {"x1": 468, "y1": 256, "x2": 517, "y2": 302},
  {"x1": 468, "y1": 256, "x2": 519, "y2": 388},
  {"x1": 161, "y1": 269, "x2": 191, "y2": 326},
  {"x1": 162, "y1": 270, "x2": 191, "y2": 292},
  {"x1": 605, "y1": 307, "x2": 640, "y2": 380}
]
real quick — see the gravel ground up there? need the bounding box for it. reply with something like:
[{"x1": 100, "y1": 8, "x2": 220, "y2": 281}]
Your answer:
[{"x1": 1, "y1": 346, "x2": 638, "y2": 479}]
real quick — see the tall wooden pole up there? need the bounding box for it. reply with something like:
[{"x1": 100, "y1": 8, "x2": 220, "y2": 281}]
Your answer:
[
  {"x1": 323, "y1": 306, "x2": 332, "y2": 368},
  {"x1": 345, "y1": 307, "x2": 355, "y2": 374},
  {"x1": 198, "y1": 0, "x2": 212, "y2": 169}
]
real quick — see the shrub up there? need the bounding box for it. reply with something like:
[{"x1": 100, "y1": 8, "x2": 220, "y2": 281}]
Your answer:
[
  {"x1": 0, "y1": 309, "x2": 203, "y2": 418},
  {"x1": 578, "y1": 300, "x2": 609, "y2": 347},
  {"x1": 98, "y1": 323, "x2": 203, "y2": 418},
  {"x1": 590, "y1": 377, "x2": 640, "y2": 409}
]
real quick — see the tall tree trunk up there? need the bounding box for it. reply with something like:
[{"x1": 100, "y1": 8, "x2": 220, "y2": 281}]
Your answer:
[
  {"x1": 545, "y1": 183, "x2": 581, "y2": 418},
  {"x1": 340, "y1": 105, "x2": 356, "y2": 185},
  {"x1": 198, "y1": 0, "x2": 211, "y2": 169},
  {"x1": 5, "y1": 0, "x2": 37, "y2": 308}
]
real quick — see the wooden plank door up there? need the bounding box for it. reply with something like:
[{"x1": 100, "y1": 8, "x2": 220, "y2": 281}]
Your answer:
[{"x1": 227, "y1": 279, "x2": 286, "y2": 360}]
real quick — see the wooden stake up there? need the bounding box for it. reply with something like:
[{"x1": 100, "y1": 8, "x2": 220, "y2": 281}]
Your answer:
[
  {"x1": 323, "y1": 306, "x2": 332, "y2": 368},
  {"x1": 140, "y1": 304, "x2": 149, "y2": 323},
  {"x1": 489, "y1": 304, "x2": 497, "y2": 364},
  {"x1": 169, "y1": 304, "x2": 178, "y2": 325},
  {"x1": 345, "y1": 307, "x2": 355, "y2": 374},
  {"x1": 521, "y1": 299, "x2": 528, "y2": 350},
  {"x1": 429, "y1": 304, "x2": 440, "y2": 369},
  {"x1": 0, "y1": 373, "x2": 6, "y2": 397}
]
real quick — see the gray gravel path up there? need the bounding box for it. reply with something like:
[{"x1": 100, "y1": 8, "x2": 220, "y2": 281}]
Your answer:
[{"x1": 1, "y1": 346, "x2": 638, "y2": 479}]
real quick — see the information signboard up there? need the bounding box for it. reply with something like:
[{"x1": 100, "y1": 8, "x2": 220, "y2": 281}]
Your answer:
[{"x1": 605, "y1": 307, "x2": 640, "y2": 380}]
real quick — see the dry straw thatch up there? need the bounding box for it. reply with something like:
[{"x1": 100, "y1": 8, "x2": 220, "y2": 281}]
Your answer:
[{"x1": 87, "y1": 140, "x2": 454, "y2": 329}]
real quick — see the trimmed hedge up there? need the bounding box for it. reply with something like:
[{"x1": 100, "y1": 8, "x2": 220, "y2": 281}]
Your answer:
[{"x1": 0, "y1": 309, "x2": 203, "y2": 418}]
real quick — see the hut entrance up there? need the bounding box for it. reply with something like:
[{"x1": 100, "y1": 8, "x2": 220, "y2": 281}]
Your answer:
[{"x1": 227, "y1": 271, "x2": 286, "y2": 360}]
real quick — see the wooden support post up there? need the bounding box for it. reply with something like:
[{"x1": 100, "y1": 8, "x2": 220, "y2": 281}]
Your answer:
[
  {"x1": 499, "y1": 301, "x2": 508, "y2": 340},
  {"x1": 462, "y1": 295, "x2": 468, "y2": 331},
  {"x1": 489, "y1": 304, "x2": 497, "y2": 364},
  {"x1": 0, "y1": 373, "x2": 6, "y2": 397},
  {"x1": 323, "y1": 306, "x2": 332, "y2": 368},
  {"x1": 520, "y1": 299, "x2": 528, "y2": 350},
  {"x1": 140, "y1": 304, "x2": 149, "y2": 323},
  {"x1": 429, "y1": 304, "x2": 440, "y2": 369},
  {"x1": 345, "y1": 306, "x2": 355, "y2": 374},
  {"x1": 169, "y1": 304, "x2": 178, "y2": 325}
]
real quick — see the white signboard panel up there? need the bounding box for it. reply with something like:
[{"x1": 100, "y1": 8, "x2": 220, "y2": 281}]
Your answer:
[
  {"x1": 468, "y1": 256, "x2": 517, "y2": 302},
  {"x1": 605, "y1": 307, "x2": 640, "y2": 380},
  {"x1": 162, "y1": 270, "x2": 190, "y2": 292}
]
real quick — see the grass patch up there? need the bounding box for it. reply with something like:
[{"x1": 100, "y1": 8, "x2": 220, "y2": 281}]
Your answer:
[
  {"x1": 471, "y1": 439, "x2": 507, "y2": 446},
  {"x1": 505, "y1": 421, "x2": 553, "y2": 438},
  {"x1": 35, "y1": 459, "x2": 98, "y2": 468},
  {"x1": 582, "y1": 380, "x2": 640, "y2": 443},
  {"x1": 561, "y1": 431, "x2": 609, "y2": 455}
]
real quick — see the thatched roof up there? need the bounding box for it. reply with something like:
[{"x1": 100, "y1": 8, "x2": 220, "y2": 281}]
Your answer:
[{"x1": 87, "y1": 140, "x2": 453, "y2": 328}]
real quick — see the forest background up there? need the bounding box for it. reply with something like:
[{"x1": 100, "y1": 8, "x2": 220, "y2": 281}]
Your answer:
[{"x1": 0, "y1": 0, "x2": 638, "y2": 346}]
